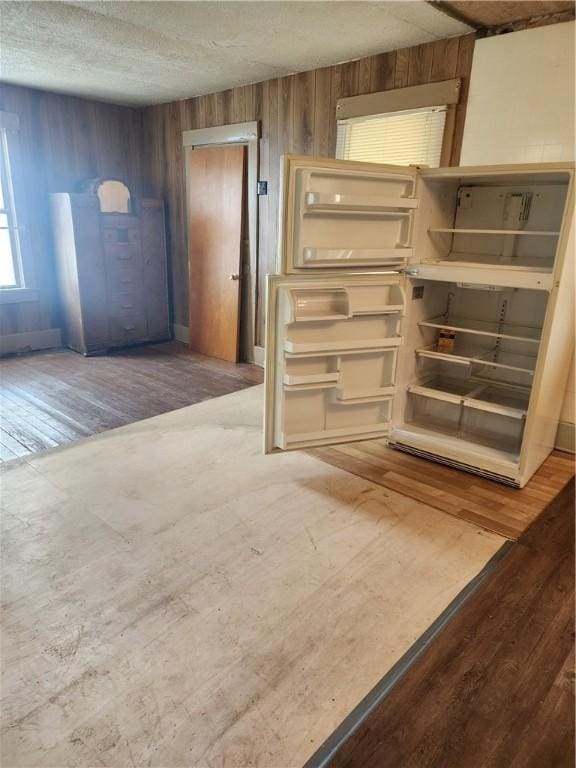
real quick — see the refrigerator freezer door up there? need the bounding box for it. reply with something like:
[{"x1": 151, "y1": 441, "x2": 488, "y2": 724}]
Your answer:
[
  {"x1": 279, "y1": 156, "x2": 419, "y2": 274},
  {"x1": 264, "y1": 273, "x2": 406, "y2": 453}
]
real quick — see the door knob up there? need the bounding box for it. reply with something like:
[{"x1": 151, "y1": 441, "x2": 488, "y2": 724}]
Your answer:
[{"x1": 229, "y1": 273, "x2": 241, "y2": 280}]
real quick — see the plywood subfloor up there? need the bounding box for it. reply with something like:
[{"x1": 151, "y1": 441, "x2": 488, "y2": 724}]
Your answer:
[
  {"x1": 322, "y1": 478, "x2": 575, "y2": 768},
  {"x1": 0, "y1": 342, "x2": 263, "y2": 460},
  {"x1": 1, "y1": 386, "x2": 504, "y2": 768},
  {"x1": 310, "y1": 440, "x2": 575, "y2": 540}
]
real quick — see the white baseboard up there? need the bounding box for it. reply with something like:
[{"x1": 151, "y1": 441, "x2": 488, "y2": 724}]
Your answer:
[
  {"x1": 171, "y1": 323, "x2": 189, "y2": 344},
  {"x1": 0, "y1": 328, "x2": 62, "y2": 356},
  {"x1": 172, "y1": 324, "x2": 264, "y2": 367},
  {"x1": 555, "y1": 420, "x2": 575, "y2": 454},
  {"x1": 252, "y1": 345, "x2": 265, "y2": 367}
]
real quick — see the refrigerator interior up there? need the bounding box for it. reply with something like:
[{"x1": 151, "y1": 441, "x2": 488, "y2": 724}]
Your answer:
[
  {"x1": 394, "y1": 280, "x2": 549, "y2": 465},
  {"x1": 417, "y1": 170, "x2": 571, "y2": 272},
  {"x1": 270, "y1": 278, "x2": 405, "y2": 450}
]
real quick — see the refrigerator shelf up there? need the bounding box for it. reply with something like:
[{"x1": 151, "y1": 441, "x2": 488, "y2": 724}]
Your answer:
[
  {"x1": 418, "y1": 315, "x2": 542, "y2": 343},
  {"x1": 305, "y1": 192, "x2": 419, "y2": 211},
  {"x1": 416, "y1": 344, "x2": 538, "y2": 374},
  {"x1": 437, "y1": 254, "x2": 553, "y2": 273},
  {"x1": 333, "y1": 386, "x2": 395, "y2": 403},
  {"x1": 283, "y1": 381, "x2": 338, "y2": 392},
  {"x1": 429, "y1": 228, "x2": 560, "y2": 237},
  {"x1": 284, "y1": 337, "x2": 402, "y2": 354},
  {"x1": 283, "y1": 372, "x2": 339, "y2": 386},
  {"x1": 285, "y1": 346, "x2": 399, "y2": 359},
  {"x1": 283, "y1": 421, "x2": 391, "y2": 449},
  {"x1": 302, "y1": 247, "x2": 412, "y2": 266}
]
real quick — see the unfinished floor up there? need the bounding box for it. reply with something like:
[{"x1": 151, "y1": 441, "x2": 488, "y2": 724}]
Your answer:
[{"x1": 1, "y1": 385, "x2": 505, "y2": 767}]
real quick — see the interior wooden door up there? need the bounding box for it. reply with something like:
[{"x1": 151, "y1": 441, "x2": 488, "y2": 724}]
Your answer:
[{"x1": 187, "y1": 144, "x2": 245, "y2": 361}]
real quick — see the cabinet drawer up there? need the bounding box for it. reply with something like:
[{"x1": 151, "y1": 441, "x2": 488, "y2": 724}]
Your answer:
[
  {"x1": 108, "y1": 292, "x2": 143, "y2": 318},
  {"x1": 104, "y1": 242, "x2": 141, "y2": 266},
  {"x1": 109, "y1": 271, "x2": 143, "y2": 293},
  {"x1": 105, "y1": 261, "x2": 143, "y2": 291},
  {"x1": 109, "y1": 315, "x2": 147, "y2": 344},
  {"x1": 102, "y1": 227, "x2": 140, "y2": 245}
]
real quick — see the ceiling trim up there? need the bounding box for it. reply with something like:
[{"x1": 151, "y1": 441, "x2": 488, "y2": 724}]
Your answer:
[{"x1": 426, "y1": 1, "x2": 483, "y2": 29}]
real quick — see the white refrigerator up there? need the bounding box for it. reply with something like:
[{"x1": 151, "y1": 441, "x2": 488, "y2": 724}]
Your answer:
[{"x1": 264, "y1": 156, "x2": 574, "y2": 488}]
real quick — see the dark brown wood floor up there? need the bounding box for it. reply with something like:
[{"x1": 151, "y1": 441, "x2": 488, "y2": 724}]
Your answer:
[
  {"x1": 0, "y1": 341, "x2": 263, "y2": 461},
  {"x1": 322, "y1": 478, "x2": 575, "y2": 768}
]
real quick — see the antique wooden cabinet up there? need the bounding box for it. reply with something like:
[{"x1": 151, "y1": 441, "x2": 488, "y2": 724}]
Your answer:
[{"x1": 50, "y1": 181, "x2": 169, "y2": 355}]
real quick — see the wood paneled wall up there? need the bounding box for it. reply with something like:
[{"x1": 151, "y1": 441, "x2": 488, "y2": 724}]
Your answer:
[
  {"x1": 0, "y1": 84, "x2": 143, "y2": 336},
  {"x1": 142, "y1": 34, "x2": 475, "y2": 346}
]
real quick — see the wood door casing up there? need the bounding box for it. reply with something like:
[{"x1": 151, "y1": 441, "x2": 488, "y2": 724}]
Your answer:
[{"x1": 187, "y1": 144, "x2": 245, "y2": 362}]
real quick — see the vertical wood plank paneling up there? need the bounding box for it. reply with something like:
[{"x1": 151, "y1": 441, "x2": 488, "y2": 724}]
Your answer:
[
  {"x1": 0, "y1": 84, "x2": 144, "y2": 338},
  {"x1": 339, "y1": 59, "x2": 361, "y2": 98},
  {"x1": 430, "y1": 36, "x2": 460, "y2": 81},
  {"x1": 369, "y1": 51, "x2": 397, "y2": 92},
  {"x1": 278, "y1": 75, "x2": 296, "y2": 154},
  {"x1": 407, "y1": 42, "x2": 435, "y2": 86},
  {"x1": 313, "y1": 67, "x2": 333, "y2": 158},
  {"x1": 293, "y1": 69, "x2": 316, "y2": 156},
  {"x1": 142, "y1": 34, "x2": 475, "y2": 346},
  {"x1": 394, "y1": 47, "x2": 411, "y2": 88},
  {"x1": 358, "y1": 56, "x2": 374, "y2": 95}
]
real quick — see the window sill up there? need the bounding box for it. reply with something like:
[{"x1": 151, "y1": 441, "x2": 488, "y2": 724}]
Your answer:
[{"x1": 0, "y1": 287, "x2": 39, "y2": 304}]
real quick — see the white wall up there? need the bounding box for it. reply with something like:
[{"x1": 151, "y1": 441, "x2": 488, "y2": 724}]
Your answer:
[{"x1": 461, "y1": 21, "x2": 575, "y2": 441}]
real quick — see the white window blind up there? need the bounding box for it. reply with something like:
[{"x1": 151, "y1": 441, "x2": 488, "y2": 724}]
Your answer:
[{"x1": 336, "y1": 105, "x2": 447, "y2": 167}]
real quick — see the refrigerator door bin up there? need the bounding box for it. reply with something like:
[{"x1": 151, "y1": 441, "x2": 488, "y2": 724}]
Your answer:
[
  {"x1": 289, "y1": 288, "x2": 350, "y2": 321},
  {"x1": 281, "y1": 389, "x2": 392, "y2": 449},
  {"x1": 284, "y1": 315, "x2": 402, "y2": 354}
]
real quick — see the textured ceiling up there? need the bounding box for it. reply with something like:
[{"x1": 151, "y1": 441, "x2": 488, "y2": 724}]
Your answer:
[{"x1": 0, "y1": 1, "x2": 471, "y2": 106}]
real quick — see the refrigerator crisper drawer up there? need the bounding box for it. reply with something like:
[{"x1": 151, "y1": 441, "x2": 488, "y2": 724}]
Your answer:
[
  {"x1": 265, "y1": 274, "x2": 406, "y2": 452},
  {"x1": 387, "y1": 440, "x2": 522, "y2": 487}
]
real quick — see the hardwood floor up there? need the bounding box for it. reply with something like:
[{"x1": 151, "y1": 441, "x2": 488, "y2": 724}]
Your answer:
[
  {"x1": 318, "y1": 478, "x2": 575, "y2": 768},
  {"x1": 0, "y1": 342, "x2": 263, "y2": 460},
  {"x1": 311, "y1": 440, "x2": 575, "y2": 539}
]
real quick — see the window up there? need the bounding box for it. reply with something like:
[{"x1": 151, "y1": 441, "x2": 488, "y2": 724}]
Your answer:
[
  {"x1": 0, "y1": 122, "x2": 22, "y2": 288},
  {"x1": 334, "y1": 78, "x2": 461, "y2": 169},
  {"x1": 336, "y1": 105, "x2": 447, "y2": 168}
]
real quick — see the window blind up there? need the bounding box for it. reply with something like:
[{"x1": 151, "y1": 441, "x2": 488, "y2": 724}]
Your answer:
[{"x1": 336, "y1": 106, "x2": 447, "y2": 168}]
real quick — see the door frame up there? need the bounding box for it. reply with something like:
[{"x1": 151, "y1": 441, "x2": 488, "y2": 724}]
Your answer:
[{"x1": 183, "y1": 122, "x2": 260, "y2": 363}]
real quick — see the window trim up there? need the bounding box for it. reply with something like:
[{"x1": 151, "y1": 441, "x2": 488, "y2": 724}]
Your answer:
[
  {"x1": 335, "y1": 79, "x2": 461, "y2": 121},
  {"x1": 1, "y1": 128, "x2": 24, "y2": 288},
  {"x1": 0, "y1": 109, "x2": 37, "y2": 301}
]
